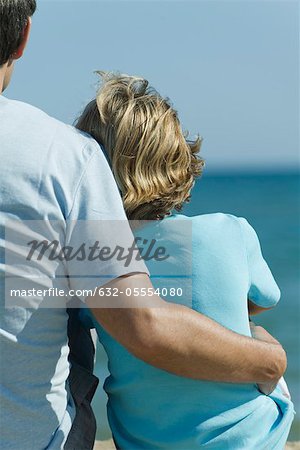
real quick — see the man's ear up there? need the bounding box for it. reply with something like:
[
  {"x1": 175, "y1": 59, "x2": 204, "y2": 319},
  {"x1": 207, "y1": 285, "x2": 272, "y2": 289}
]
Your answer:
[{"x1": 12, "y1": 17, "x2": 32, "y2": 61}]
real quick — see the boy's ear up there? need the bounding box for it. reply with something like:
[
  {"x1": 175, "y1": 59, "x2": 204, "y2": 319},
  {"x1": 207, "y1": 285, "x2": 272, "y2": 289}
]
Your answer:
[{"x1": 12, "y1": 17, "x2": 32, "y2": 61}]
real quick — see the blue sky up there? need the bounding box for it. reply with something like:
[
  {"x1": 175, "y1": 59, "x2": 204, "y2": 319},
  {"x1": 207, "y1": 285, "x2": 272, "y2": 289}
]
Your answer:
[{"x1": 6, "y1": 0, "x2": 299, "y2": 172}]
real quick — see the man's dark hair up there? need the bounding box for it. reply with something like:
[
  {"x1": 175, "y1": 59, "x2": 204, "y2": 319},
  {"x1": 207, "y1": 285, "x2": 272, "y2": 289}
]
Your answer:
[{"x1": 0, "y1": 0, "x2": 36, "y2": 66}]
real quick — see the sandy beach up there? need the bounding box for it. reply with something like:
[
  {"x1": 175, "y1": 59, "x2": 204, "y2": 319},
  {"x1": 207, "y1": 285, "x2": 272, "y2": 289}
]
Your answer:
[{"x1": 94, "y1": 440, "x2": 300, "y2": 449}]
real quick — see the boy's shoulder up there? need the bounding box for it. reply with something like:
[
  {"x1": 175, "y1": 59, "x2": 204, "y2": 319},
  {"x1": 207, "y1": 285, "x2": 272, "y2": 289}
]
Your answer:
[
  {"x1": 178, "y1": 212, "x2": 242, "y2": 227},
  {"x1": 176, "y1": 212, "x2": 245, "y2": 243}
]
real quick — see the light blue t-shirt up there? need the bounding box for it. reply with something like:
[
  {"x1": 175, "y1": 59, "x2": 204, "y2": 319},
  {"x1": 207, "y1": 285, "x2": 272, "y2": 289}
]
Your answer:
[
  {"x1": 0, "y1": 95, "x2": 144, "y2": 449},
  {"x1": 88, "y1": 213, "x2": 295, "y2": 450}
]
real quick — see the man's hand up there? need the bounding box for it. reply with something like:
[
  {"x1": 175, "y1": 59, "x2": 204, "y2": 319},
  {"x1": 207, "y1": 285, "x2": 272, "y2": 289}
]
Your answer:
[{"x1": 250, "y1": 321, "x2": 287, "y2": 395}]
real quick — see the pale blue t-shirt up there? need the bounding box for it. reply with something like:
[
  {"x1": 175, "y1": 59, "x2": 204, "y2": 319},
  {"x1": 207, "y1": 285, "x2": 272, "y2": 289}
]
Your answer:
[
  {"x1": 0, "y1": 95, "x2": 145, "y2": 449},
  {"x1": 87, "y1": 213, "x2": 295, "y2": 450}
]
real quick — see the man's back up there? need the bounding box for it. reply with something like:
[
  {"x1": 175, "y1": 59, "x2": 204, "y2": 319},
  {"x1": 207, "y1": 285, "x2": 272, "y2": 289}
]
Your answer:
[{"x1": 0, "y1": 95, "x2": 124, "y2": 449}]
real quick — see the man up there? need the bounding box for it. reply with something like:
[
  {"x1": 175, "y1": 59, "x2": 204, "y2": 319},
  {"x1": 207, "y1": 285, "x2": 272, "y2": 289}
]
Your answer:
[{"x1": 0, "y1": 1, "x2": 287, "y2": 449}]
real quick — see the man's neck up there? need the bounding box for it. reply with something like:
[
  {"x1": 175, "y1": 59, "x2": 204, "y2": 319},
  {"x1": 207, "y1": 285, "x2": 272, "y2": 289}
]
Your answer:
[
  {"x1": 0, "y1": 65, "x2": 6, "y2": 95},
  {"x1": 0, "y1": 67, "x2": 6, "y2": 93},
  {"x1": 0, "y1": 62, "x2": 12, "y2": 93}
]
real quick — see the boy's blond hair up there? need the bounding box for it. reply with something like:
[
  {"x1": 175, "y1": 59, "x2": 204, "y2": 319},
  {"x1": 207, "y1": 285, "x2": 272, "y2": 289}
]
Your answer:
[{"x1": 76, "y1": 72, "x2": 204, "y2": 220}]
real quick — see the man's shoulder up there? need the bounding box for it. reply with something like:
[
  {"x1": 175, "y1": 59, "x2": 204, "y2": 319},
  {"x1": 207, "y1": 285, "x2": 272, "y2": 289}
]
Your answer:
[
  {"x1": 4, "y1": 97, "x2": 98, "y2": 155},
  {"x1": 4, "y1": 97, "x2": 56, "y2": 127}
]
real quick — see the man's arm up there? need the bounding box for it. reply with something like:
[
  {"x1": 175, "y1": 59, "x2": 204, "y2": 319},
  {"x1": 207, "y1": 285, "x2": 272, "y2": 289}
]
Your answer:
[{"x1": 87, "y1": 273, "x2": 286, "y2": 386}]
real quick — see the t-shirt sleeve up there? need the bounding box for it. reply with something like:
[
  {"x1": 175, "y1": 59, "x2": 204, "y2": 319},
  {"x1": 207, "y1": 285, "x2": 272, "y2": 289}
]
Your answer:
[
  {"x1": 238, "y1": 217, "x2": 280, "y2": 307},
  {"x1": 65, "y1": 141, "x2": 149, "y2": 302}
]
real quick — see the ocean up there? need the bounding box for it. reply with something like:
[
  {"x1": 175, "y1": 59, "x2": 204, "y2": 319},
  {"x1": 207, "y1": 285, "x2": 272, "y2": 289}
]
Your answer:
[{"x1": 94, "y1": 171, "x2": 300, "y2": 442}]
